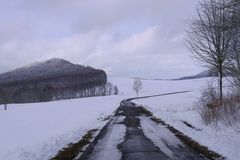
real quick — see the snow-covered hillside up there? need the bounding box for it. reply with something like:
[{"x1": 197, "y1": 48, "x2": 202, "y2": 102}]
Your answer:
[
  {"x1": 0, "y1": 58, "x2": 101, "y2": 83},
  {"x1": 0, "y1": 58, "x2": 107, "y2": 104},
  {"x1": 0, "y1": 77, "x2": 238, "y2": 160}
]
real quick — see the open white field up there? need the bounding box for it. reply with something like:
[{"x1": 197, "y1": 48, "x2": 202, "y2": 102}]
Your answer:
[
  {"x1": 0, "y1": 95, "x2": 122, "y2": 160},
  {"x1": 0, "y1": 77, "x2": 238, "y2": 160}
]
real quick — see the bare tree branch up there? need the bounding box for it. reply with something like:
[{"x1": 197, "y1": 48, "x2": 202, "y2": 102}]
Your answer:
[{"x1": 187, "y1": 0, "x2": 235, "y2": 102}]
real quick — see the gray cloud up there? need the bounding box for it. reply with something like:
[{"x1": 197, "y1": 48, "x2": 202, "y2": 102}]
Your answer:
[{"x1": 0, "y1": 0, "x2": 202, "y2": 78}]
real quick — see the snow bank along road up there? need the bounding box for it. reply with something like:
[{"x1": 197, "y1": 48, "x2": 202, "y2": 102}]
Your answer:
[{"x1": 78, "y1": 99, "x2": 210, "y2": 160}]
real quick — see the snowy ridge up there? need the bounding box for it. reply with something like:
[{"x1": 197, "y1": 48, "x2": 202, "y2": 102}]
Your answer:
[
  {"x1": 178, "y1": 69, "x2": 218, "y2": 80},
  {"x1": 0, "y1": 58, "x2": 98, "y2": 84},
  {"x1": 0, "y1": 58, "x2": 107, "y2": 103}
]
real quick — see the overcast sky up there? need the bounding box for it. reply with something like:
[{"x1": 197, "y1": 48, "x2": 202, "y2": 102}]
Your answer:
[{"x1": 0, "y1": 0, "x2": 202, "y2": 79}]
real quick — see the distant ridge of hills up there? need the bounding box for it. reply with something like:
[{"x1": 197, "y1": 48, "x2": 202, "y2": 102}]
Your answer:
[
  {"x1": 135, "y1": 69, "x2": 219, "y2": 81},
  {"x1": 178, "y1": 69, "x2": 218, "y2": 80},
  {"x1": 0, "y1": 58, "x2": 107, "y2": 103},
  {"x1": 0, "y1": 58, "x2": 104, "y2": 86}
]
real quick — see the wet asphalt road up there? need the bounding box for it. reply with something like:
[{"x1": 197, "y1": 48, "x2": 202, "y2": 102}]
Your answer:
[
  {"x1": 118, "y1": 102, "x2": 171, "y2": 160},
  {"x1": 117, "y1": 102, "x2": 205, "y2": 160},
  {"x1": 80, "y1": 101, "x2": 207, "y2": 160}
]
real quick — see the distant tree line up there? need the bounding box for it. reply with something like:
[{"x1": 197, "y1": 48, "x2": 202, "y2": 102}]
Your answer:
[{"x1": 0, "y1": 71, "x2": 119, "y2": 109}]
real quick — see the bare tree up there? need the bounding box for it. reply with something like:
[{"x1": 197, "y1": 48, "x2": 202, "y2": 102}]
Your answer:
[
  {"x1": 114, "y1": 86, "x2": 119, "y2": 95},
  {"x1": 187, "y1": 0, "x2": 234, "y2": 103},
  {"x1": 106, "y1": 83, "x2": 113, "y2": 95},
  {"x1": 133, "y1": 78, "x2": 143, "y2": 98}
]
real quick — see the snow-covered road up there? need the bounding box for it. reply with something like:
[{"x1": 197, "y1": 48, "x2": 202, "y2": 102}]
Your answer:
[{"x1": 79, "y1": 99, "x2": 208, "y2": 160}]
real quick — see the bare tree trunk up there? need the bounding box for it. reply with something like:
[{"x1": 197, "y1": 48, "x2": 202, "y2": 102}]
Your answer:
[{"x1": 219, "y1": 69, "x2": 223, "y2": 104}]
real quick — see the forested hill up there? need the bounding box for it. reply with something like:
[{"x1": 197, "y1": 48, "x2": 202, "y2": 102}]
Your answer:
[{"x1": 0, "y1": 58, "x2": 108, "y2": 103}]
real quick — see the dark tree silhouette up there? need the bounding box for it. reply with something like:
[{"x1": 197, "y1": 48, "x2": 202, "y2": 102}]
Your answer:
[{"x1": 187, "y1": 0, "x2": 234, "y2": 103}]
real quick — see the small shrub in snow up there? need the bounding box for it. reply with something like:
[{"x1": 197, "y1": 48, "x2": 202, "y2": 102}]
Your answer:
[{"x1": 197, "y1": 83, "x2": 240, "y2": 131}]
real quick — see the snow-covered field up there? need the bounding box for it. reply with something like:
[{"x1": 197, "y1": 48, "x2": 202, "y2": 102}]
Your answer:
[
  {"x1": 127, "y1": 78, "x2": 240, "y2": 160},
  {"x1": 0, "y1": 77, "x2": 239, "y2": 160},
  {"x1": 0, "y1": 96, "x2": 122, "y2": 160},
  {"x1": 110, "y1": 77, "x2": 213, "y2": 98}
]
